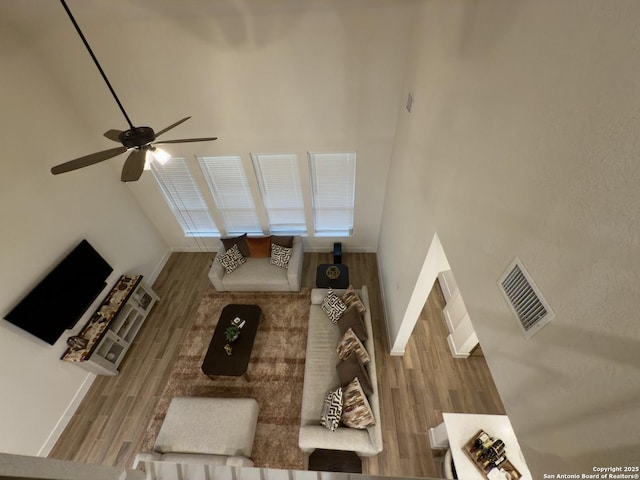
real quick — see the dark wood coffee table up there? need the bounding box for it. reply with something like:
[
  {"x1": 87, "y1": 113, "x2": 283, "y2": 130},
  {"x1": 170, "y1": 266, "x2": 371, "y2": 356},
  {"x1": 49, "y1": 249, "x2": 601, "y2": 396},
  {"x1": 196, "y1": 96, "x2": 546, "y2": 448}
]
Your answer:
[{"x1": 201, "y1": 304, "x2": 262, "y2": 381}]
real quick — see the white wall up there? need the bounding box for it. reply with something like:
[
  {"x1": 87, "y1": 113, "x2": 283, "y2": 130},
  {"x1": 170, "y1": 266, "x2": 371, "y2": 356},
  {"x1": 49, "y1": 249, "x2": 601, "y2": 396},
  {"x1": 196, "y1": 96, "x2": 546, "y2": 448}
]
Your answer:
[
  {"x1": 0, "y1": 16, "x2": 168, "y2": 455},
  {"x1": 124, "y1": 2, "x2": 415, "y2": 253},
  {"x1": 379, "y1": 0, "x2": 640, "y2": 474},
  {"x1": 386, "y1": 233, "x2": 450, "y2": 355}
]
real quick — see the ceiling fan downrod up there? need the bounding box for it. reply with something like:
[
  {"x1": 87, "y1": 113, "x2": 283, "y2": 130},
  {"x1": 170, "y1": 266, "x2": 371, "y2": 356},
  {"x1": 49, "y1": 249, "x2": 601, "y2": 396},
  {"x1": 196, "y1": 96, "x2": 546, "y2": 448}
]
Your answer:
[{"x1": 59, "y1": 0, "x2": 135, "y2": 130}]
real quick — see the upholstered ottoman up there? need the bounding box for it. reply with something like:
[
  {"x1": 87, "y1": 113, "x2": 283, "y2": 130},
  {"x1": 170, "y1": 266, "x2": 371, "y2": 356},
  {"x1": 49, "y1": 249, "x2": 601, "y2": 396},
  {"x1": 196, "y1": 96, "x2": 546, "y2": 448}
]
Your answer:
[{"x1": 135, "y1": 397, "x2": 259, "y2": 468}]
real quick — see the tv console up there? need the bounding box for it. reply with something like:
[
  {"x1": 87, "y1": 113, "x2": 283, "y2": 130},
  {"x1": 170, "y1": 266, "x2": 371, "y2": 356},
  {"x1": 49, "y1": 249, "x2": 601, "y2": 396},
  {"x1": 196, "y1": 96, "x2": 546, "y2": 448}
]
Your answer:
[{"x1": 61, "y1": 274, "x2": 159, "y2": 376}]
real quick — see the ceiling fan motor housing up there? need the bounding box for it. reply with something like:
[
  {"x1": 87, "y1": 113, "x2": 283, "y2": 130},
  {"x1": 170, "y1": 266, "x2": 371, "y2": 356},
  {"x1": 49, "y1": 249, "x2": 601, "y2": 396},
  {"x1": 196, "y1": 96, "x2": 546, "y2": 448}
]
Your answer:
[{"x1": 118, "y1": 126, "x2": 156, "y2": 148}]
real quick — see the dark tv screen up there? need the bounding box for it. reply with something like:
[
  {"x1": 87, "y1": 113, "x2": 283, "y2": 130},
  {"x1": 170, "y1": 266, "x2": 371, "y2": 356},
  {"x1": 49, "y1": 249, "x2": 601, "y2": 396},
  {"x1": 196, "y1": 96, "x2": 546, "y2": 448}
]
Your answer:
[{"x1": 4, "y1": 239, "x2": 113, "y2": 345}]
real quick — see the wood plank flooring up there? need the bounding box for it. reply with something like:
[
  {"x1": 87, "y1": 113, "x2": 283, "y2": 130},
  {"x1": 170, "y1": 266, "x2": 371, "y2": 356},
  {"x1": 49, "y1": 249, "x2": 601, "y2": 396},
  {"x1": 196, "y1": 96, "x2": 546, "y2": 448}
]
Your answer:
[{"x1": 49, "y1": 251, "x2": 504, "y2": 478}]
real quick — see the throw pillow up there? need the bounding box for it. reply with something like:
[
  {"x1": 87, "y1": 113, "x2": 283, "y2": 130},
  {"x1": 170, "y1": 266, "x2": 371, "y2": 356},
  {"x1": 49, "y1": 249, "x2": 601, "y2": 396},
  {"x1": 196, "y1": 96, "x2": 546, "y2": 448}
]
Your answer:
[
  {"x1": 336, "y1": 352, "x2": 374, "y2": 396},
  {"x1": 270, "y1": 243, "x2": 292, "y2": 268},
  {"x1": 337, "y1": 305, "x2": 368, "y2": 342},
  {"x1": 342, "y1": 285, "x2": 366, "y2": 315},
  {"x1": 342, "y1": 377, "x2": 376, "y2": 429},
  {"x1": 271, "y1": 235, "x2": 294, "y2": 248},
  {"x1": 336, "y1": 327, "x2": 370, "y2": 365},
  {"x1": 217, "y1": 244, "x2": 246, "y2": 274},
  {"x1": 245, "y1": 236, "x2": 272, "y2": 257},
  {"x1": 221, "y1": 233, "x2": 250, "y2": 258},
  {"x1": 322, "y1": 289, "x2": 347, "y2": 323},
  {"x1": 320, "y1": 387, "x2": 343, "y2": 431}
]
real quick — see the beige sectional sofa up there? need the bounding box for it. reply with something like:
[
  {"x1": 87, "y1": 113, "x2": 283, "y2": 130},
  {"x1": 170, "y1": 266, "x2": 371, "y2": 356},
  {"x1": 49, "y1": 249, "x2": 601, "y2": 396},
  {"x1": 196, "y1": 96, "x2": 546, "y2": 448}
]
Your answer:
[
  {"x1": 298, "y1": 286, "x2": 383, "y2": 457},
  {"x1": 208, "y1": 235, "x2": 303, "y2": 292}
]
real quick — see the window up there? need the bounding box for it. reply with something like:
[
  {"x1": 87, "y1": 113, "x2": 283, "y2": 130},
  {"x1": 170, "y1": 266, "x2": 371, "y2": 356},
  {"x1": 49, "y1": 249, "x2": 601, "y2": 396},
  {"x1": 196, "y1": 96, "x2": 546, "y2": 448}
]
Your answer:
[
  {"x1": 198, "y1": 156, "x2": 262, "y2": 234},
  {"x1": 150, "y1": 158, "x2": 219, "y2": 236},
  {"x1": 251, "y1": 153, "x2": 307, "y2": 233},
  {"x1": 308, "y1": 152, "x2": 356, "y2": 236}
]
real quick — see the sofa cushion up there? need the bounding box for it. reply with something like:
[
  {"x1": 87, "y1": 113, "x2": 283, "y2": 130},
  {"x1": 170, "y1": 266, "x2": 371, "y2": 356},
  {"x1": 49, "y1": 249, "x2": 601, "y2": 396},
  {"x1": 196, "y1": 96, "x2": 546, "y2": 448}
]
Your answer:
[
  {"x1": 337, "y1": 305, "x2": 368, "y2": 342},
  {"x1": 218, "y1": 244, "x2": 246, "y2": 273},
  {"x1": 322, "y1": 289, "x2": 347, "y2": 323},
  {"x1": 219, "y1": 257, "x2": 291, "y2": 291},
  {"x1": 336, "y1": 327, "x2": 370, "y2": 365},
  {"x1": 246, "y1": 236, "x2": 272, "y2": 257},
  {"x1": 320, "y1": 387, "x2": 343, "y2": 431},
  {"x1": 342, "y1": 285, "x2": 366, "y2": 315},
  {"x1": 270, "y1": 243, "x2": 292, "y2": 268},
  {"x1": 154, "y1": 397, "x2": 259, "y2": 458},
  {"x1": 336, "y1": 352, "x2": 373, "y2": 396},
  {"x1": 342, "y1": 377, "x2": 376, "y2": 429},
  {"x1": 221, "y1": 233, "x2": 250, "y2": 257}
]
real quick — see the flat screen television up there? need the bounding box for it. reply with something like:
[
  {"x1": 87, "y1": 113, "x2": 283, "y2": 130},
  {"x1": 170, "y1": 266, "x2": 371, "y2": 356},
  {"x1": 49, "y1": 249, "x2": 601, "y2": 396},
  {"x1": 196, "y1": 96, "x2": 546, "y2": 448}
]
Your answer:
[{"x1": 4, "y1": 239, "x2": 113, "y2": 345}]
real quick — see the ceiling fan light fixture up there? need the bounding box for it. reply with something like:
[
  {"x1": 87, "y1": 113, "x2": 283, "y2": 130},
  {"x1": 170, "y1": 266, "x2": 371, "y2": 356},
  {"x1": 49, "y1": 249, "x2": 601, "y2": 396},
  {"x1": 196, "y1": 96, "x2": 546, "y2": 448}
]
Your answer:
[
  {"x1": 144, "y1": 151, "x2": 152, "y2": 170},
  {"x1": 51, "y1": 1, "x2": 218, "y2": 181},
  {"x1": 151, "y1": 147, "x2": 171, "y2": 165}
]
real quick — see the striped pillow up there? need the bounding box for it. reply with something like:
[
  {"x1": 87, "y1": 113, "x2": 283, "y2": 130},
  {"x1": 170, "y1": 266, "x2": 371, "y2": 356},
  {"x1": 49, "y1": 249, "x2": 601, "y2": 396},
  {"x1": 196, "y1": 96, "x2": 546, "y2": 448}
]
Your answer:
[
  {"x1": 342, "y1": 285, "x2": 366, "y2": 315},
  {"x1": 336, "y1": 327, "x2": 370, "y2": 365},
  {"x1": 342, "y1": 377, "x2": 375, "y2": 429}
]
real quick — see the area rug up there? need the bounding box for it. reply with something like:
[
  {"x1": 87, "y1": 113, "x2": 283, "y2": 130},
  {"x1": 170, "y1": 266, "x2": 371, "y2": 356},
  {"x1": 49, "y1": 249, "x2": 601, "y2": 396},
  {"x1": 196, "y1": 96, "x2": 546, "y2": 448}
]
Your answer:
[{"x1": 140, "y1": 287, "x2": 311, "y2": 470}]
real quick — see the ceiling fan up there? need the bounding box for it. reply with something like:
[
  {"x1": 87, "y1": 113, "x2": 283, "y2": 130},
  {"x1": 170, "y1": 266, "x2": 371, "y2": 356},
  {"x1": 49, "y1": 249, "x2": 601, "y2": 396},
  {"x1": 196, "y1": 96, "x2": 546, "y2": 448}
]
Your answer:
[{"x1": 51, "y1": 0, "x2": 217, "y2": 182}]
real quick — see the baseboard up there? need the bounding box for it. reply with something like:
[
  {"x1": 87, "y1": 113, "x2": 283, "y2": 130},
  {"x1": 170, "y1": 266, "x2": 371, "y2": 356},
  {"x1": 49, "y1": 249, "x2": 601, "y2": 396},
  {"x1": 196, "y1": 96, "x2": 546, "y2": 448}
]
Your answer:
[
  {"x1": 304, "y1": 246, "x2": 377, "y2": 253},
  {"x1": 446, "y1": 335, "x2": 470, "y2": 359},
  {"x1": 170, "y1": 246, "x2": 216, "y2": 253},
  {"x1": 148, "y1": 248, "x2": 173, "y2": 284},
  {"x1": 38, "y1": 373, "x2": 96, "y2": 457},
  {"x1": 376, "y1": 255, "x2": 398, "y2": 355},
  {"x1": 444, "y1": 309, "x2": 456, "y2": 334}
]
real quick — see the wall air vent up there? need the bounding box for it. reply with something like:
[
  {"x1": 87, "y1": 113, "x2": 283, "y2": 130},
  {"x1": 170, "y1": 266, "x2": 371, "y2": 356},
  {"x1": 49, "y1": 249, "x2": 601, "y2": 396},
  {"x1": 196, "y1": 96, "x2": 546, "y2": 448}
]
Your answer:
[{"x1": 498, "y1": 257, "x2": 555, "y2": 338}]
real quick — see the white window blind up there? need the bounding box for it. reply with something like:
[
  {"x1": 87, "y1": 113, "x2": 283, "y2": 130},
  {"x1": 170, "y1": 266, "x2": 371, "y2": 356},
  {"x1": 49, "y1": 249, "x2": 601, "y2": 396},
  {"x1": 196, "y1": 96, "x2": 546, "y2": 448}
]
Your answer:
[
  {"x1": 308, "y1": 152, "x2": 356, "y2": 236},
  {"x1": 251, "y1": 153, "x2": 307, "y2": 233},
  {"x1": 197, "y1": 156, "x2": 262, "y2": 235},
  {"x1": 150, "y1": 158, "x2": 219, "y2": 237}
]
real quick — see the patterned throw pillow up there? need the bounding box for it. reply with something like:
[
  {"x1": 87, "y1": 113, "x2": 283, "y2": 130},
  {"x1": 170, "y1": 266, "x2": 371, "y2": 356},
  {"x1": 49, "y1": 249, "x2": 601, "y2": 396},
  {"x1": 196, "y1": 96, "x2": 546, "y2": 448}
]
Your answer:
[
  {"x1": 322, "y1": 289, "x2": 347, "y2": 323},
  {"x1": 336, "y1": 327, "x2": 370, "y2": 365},
  {"x1": 320, "y1": 387, "x2": 343, "y2": 431},
  {"x1": 218, "y1": 244, "x2": 246, "y2": 274},
  {"x1": 342, "y1": 377, "x2": 375, "y2": 429},
  {"x1": 270, "y1": 242, "x2": 292, "y2": 268},
  {"x1": 342, "y1": 285, "x2": 366, "y2": 315}
]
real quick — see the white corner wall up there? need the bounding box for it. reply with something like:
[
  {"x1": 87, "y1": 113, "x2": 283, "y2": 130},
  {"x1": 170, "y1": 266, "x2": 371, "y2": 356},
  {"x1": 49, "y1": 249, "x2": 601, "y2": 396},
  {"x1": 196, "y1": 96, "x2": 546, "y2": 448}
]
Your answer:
[
  {"x1": 123, "y1": 3, "x2": 415, "y2": 253},
  {"x1": 385, "y1": 233, "x2": 450, "y2": 355},
  {"x1": 0, "y1": 23, "x2": 168, "y2": 455},
  {"x1": 379, "y1": 0, "x2": 640, "y2": 474}
]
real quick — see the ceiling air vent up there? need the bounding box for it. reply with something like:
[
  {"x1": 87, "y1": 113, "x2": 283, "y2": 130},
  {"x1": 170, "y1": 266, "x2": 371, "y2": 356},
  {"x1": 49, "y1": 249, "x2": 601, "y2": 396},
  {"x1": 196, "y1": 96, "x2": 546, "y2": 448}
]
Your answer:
[{"x1": 498, "y1": 258, "x2": 555, "y2": 338}]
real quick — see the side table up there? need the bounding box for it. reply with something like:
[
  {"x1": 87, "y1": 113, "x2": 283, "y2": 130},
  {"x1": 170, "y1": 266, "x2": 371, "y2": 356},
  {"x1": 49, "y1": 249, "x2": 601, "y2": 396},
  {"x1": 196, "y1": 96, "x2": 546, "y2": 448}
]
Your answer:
[{"x1": 316, "y1": 263, "x2": 349, "y2": 289}]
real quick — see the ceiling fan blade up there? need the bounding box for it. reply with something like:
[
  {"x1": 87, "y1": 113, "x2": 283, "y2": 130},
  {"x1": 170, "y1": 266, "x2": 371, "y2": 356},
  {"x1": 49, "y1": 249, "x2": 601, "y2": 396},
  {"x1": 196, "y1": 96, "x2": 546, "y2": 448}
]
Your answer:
[
  {"x1": 154, "y1": 117, "x2": 191, "y2": 138},
  {"x1": 120, "y1": 149, "x2": 147, "y2": 182},
  {"x1": 103, "y1": 129, "x2": 123, "y2": 142},
  {"x1": 51, "y1": 146, "x2": 127, "y2": 175},
  {"x1": 154, "y1": 137, "x2": 218, "y2": 145}
]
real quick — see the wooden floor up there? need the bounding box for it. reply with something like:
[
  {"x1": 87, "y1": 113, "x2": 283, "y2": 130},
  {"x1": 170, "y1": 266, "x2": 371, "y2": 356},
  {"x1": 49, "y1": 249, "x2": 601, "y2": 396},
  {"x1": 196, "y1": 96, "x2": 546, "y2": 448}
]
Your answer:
[{"x1": 50, "y1": 252, "x2": 504, "y2": 478}]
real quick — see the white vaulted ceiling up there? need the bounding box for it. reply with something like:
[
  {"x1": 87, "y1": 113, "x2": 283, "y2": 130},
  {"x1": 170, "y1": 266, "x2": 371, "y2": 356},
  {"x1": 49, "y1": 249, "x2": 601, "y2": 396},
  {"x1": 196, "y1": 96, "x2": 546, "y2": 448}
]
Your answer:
[{"x1": 1, "y1": 0, "x2": 416, "y2": 249}]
